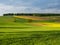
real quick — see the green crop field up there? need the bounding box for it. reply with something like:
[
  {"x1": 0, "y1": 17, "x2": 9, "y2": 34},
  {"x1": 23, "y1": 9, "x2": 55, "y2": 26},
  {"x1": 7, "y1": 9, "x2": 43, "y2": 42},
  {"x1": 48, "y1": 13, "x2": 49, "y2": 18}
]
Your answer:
[
  {"x1": 0, "y1": 31, "x2": 60, "y2": 45},
  {"x1": 0, "y1": 16, "x2": 60, "y2": 45}
]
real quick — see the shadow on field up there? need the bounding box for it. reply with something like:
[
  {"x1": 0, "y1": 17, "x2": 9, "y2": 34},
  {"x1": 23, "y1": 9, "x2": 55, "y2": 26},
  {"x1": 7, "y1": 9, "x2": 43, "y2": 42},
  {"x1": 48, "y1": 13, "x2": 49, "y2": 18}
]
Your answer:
[{"x1": 0, "y1": 27, "x2": 30, "y2": 29}]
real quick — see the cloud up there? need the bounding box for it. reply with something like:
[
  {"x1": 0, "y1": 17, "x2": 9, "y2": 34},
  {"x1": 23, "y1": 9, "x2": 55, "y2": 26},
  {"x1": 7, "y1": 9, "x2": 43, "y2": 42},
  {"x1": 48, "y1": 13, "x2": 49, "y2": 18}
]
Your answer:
[
  {"x1": 9, "y1": 0, "x2": 14, "y2": 2},
  {"x1": 0, "y1": 3, "x2": 28, "y2": 15},
  {"x1": 47, "y1": 1, "x2": 59, "y2": 9},
  {"x1": 0, "y1": 3, "x2": 60, "y2": 16}
]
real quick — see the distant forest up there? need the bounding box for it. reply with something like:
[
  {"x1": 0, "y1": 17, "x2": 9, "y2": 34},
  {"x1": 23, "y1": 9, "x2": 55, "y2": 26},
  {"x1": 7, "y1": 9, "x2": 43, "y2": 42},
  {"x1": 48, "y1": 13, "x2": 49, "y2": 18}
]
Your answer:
[{"x1": 3, "y1": 13, "x2": 60, "y2": 16}]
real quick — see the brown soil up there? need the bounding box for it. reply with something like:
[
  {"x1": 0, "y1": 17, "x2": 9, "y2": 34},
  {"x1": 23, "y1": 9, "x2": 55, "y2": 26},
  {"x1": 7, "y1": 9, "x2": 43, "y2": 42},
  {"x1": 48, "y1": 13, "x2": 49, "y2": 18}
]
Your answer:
[{"x1": 30, "y1": 23, "x2": 47, "y2": 26}]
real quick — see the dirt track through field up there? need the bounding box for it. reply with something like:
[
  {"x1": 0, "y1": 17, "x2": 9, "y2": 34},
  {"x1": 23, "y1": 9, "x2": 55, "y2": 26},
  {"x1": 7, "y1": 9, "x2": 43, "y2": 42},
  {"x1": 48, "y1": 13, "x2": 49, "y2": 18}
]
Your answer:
[{"x1": 29, "y1": 23, "x2": 47, "y2": 26}]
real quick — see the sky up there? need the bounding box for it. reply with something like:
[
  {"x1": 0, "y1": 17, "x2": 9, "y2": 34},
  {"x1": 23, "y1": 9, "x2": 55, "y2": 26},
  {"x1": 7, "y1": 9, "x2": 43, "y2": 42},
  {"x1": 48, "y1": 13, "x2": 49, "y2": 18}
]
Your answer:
[{"x1": 0, "y1": 0, "x2": 60, "y2": 15}]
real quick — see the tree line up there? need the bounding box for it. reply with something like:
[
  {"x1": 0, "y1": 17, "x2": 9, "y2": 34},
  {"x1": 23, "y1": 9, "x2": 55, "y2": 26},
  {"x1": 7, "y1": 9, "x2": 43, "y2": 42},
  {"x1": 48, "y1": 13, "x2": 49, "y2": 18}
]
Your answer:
[{"x1": 3, "y1": 13, "x2": 60, "y2": 16}]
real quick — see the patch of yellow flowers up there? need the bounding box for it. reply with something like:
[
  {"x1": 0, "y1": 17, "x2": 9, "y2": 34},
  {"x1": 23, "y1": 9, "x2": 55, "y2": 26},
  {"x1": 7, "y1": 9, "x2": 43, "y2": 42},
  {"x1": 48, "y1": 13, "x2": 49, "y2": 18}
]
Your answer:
[{"x1": 45, "y1": 23, "x2": 60, "y2": 27}]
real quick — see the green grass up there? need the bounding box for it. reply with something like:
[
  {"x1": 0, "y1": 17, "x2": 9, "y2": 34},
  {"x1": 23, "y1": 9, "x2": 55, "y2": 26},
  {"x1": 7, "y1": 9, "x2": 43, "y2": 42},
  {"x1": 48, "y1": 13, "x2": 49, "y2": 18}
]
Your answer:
[
  {"x1": 0, "y1": 16, "x2": 60, "y2": 45},
  {"x1": 0, "y1": 31, "x2": 60, "y2": 45},
  {"x1": 0, "y1": 16, "x2": 60, "y2": 32}
]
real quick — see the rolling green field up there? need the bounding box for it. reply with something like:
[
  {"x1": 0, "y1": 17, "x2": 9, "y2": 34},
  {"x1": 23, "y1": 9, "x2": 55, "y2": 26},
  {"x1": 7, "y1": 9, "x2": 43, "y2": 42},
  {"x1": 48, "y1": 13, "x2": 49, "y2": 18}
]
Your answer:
[
  {"x1": 0, "y1": 16, "x2": 60, "y2": 45},
  {"x1": 0, "y1": 16, "x2": 60, "y2": 32}
]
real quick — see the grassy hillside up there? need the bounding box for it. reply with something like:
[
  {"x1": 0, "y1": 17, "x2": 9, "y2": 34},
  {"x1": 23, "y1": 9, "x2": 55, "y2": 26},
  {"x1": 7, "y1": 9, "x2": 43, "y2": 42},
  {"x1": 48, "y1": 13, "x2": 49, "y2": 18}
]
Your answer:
[
  {"x1": 0, "y1": 16, "x2": 31, "y2": 26},
  {"x1": 0, "y1": 16, "x2": 60, "y2": 45},
  {"x1": 0, "y1": 16, "x2": 60, "y2": 32}
]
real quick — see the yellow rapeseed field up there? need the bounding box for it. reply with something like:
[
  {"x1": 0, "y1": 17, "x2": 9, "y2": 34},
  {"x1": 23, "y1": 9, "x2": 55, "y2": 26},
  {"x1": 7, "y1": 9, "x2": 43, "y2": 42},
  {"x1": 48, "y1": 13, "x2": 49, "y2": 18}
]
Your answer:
[
  {"x1": 39, "y1": 23, "x2": 60, "y2": 27},
  {"x1": 46, "y1": 23, "x2": 60, "y2": 27}
]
